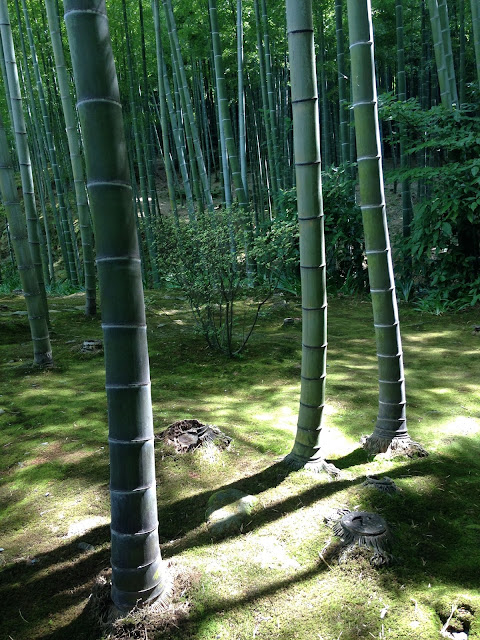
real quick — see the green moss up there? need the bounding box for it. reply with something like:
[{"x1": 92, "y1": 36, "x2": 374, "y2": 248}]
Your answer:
[{"x1": 0, "y1": 292, "x2": 480, "y2": 639}]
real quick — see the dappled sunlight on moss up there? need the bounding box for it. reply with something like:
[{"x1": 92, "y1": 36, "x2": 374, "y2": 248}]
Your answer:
[{"x1": 1, "y1": 292, "x2": 480, "y2": 638}]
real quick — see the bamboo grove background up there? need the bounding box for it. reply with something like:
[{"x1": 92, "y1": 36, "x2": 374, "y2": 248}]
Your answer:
[{"x1": 0, "y1": 0, "x2": 479, "y2": 317}]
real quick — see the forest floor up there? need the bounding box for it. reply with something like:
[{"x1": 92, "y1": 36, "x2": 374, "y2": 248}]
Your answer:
[{"x1": 0, "y1": 289, "x2": 479, "y2": 640}]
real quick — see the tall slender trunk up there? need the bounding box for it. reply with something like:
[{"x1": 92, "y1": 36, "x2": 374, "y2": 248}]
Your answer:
[
  {"x1": 18, "y1": 0, "x2": 81, "y2": 289},
  {"x1": 437, "y1": 0, "x2": 458, "y2": 104},
  {"x1": 208, "y1": 0, "x2": 248, "y2": 208},
  {"x1": 427, "y1": 0, "x2": 453, "y2": 107},
  {"x1": 163, "y1": 0, "x2": 214, "y2": 215},
  {"x1": 0, "y1": 112, "x2": 52, "y2": 366},
  {"x1": 471, "y1": 0, "x2": 480, "y2": 91},
  {"x1": 335, "y1": 0, "x2": 349, "y2": 165},
  {"x1": 0, "y1": 28, "x2": 14, "y2": 129},
  {"x1": 396, "y1": 0, "x2": 413, "y2": 242},
  {"x1": 458, "y1": 0, "x2": 465, "y2": 105},
  {"x1": 284, "y1": 0, "x2": 338, "y2": 476},
  {"x1": 347, "y1": 0, "x2": 427, "y2": 456},
  {"x1": 253, "y1": 0, "x2": 276, "y2": 210},
  {"x1": 0, "y1": 0, "x2": 49, "y2": 322},
  {"x1": 237, "y1": 0, "x2": 248, "y2": 198},
  {"x1": 260, "y1": 0, "x2": 281, "y2": 197},
  {"x1": 152, "y1": 0, "x2": 178, "y2": 226},
  {"x1": 161, "y1": 55, "x2": 196, "y2": 222},
  {"x1": 317, "y1": 8, "x2": 331, "y2": 168},
  {"x1": 64, "y1": 0, "x2": 169, "y2": 611},
  {"x1": 122, "y1": 0, "x2": 159, "y2": 286},
  {"x1": 45, "y1": 0, "x2": 96, "y2": 314}
]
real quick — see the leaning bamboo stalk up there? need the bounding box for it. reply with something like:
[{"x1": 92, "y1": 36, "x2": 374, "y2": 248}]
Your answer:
[
  {"x1": 0, "y1": 112, "x2": 52, "y2": 366},
  {"x1": 161, "y1": 56, "x2": 196, "y2": 222},
  {"x1": 347, "y1": 0, "x2": 426, "y2": 456},
  {"x1": 0, "y1": 0, "x2": 49, "y2": 319},
  {"x1": 0, "y1": 28, "x2": 14, "y2": 137},
  {"x1": 11, "y1": 3, "x2": 53, "y2": 287}
]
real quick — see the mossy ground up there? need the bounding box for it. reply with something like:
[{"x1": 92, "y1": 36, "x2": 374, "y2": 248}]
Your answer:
[{"x1": 0, "y1": 289, "x2": 479, "y2": 640}]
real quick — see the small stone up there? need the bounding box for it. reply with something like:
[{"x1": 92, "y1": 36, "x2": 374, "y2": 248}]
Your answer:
[
  {"x1": 78, "y1": 542, "x2": 95, "y2": 552},
  {"x1": 451, "y1": 633, "x2": 468, "y2": 640},
  {"x1": 206, "y1": 489, "x2": 257, "y2": 538},
  {"x1": 45, "y1": 492, "x2": 50, "y2": 497},
  {"x1": 0, "y1": 409, "x2": 5, "y2": 415},
  {"x1": 283, "y1": 317, "x2": 295, "y2": 326},
  {"x1": 0, "y1": 548, "x2": 4, "y2": 552}
]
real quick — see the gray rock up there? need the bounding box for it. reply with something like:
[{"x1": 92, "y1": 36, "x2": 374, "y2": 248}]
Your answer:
[
  {"x1": 362, "y1": 475, "x2": 399, "y2": 494},
  {"x1": 78, "y1": 542, "x2": 95, "y2": 552},
  {"x1": 206, "y1": 489, "x2": 257, "y2": 538},
  {"x1": 80, "y1": 340, "x2": 103, "y2": 353}
]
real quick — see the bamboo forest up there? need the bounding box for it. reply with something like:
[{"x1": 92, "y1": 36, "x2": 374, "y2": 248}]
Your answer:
[{"x1": 0, "y1": 0, "x2": 479, "y2": 638}]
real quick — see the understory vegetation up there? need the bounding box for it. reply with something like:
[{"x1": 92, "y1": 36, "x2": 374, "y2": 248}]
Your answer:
[
  {"x1": 0, "y1": 289, "x2": 479, "y2": 640},
  {"x1": 380, "y1": 96, "x2": 480, "y2": 312}
]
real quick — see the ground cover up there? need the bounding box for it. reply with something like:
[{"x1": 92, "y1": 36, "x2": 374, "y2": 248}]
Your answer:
[{"x1": 0, "y1": 290, "x2": 479, "y2": 640}]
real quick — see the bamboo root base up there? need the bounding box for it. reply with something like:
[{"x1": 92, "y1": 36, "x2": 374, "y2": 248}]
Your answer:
[
  {"x1": 34, "y1": 352, "x2": 54, "y2": 367},
  {"x1": 361, "y1": 434, "x2": 428, "y2": 458},
  {"x1": 283, "y1": 453, "x2": 340, "y2": 477}
]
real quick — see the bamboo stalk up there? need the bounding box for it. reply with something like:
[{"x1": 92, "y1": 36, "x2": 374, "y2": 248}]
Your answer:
[{"x1": 64, "y1": 0, "x2": 169, "y2": 611}]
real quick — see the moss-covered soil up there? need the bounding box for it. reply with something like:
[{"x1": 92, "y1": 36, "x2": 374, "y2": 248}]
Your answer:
[{"x1": 0, "y1": 290, "x2": 479, "y2": 640}]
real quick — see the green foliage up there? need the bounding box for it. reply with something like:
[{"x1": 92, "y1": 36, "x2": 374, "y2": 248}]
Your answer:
[
  {"x1": 157, "y1": 206, "x2": 296, "y2": 357},
  {"x1": 46, "y1": 279, "x2": 83, "y2": 297},
  {"x1": 277, "y1": 166, "x2": 367, "y2": 295},
  {"x1": 0, "y1": 260, "x2": 20, "y2": 293},
  {"x1": 380, "y1": 97, "x2": 480, "y2": 311},
  {"x1": 322, "y1": 164, "x2": 368, "y2": 293}
]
